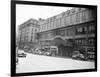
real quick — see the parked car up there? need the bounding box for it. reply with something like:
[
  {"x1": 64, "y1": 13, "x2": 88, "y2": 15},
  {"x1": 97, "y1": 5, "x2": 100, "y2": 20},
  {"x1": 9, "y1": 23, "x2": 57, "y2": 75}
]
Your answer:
[
  {"x1": 24, "y1": 46, "x2": 32, "y2": 53},
  {"x1": 34, "y1": 48, "x2": 43, "y2": 55},
  {"x1": 18, "y1": 50, "x2": 27, "y2": 57},
  {"x1": 72, "y1": 50, "x2": 86, "y2": 60},
  {"x1": 44, "y1": 51, "x2": 51, "y2": 56},
  {"x1": 38, "y1": 51, "x2": 43, "y2": 55},
  {"x1": 42, "y1": 46, "x2": 58, "y2": 56},
  {"x1": 18, "y1": 53, "x2": 26, "y2": 57}
]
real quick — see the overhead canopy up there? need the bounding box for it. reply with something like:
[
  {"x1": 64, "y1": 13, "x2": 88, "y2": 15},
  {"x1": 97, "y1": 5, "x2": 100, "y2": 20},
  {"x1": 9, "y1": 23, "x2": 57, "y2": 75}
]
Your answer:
[
  {"x1": 50, "y1": 37, "x2": 66, "y2": 46},
  {"x1": 51, "y1": 37, "x2": 75, "y2": 47}
]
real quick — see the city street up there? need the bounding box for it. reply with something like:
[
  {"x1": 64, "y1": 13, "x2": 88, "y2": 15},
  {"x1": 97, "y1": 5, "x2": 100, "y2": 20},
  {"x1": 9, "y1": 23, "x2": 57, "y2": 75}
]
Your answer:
[{"x1": 16, "y1": 51, "x2": 95, "y2": 73}]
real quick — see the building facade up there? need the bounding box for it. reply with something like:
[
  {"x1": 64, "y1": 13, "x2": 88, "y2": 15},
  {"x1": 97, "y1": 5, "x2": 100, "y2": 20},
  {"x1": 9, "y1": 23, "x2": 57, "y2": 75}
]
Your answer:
[
  {"x1": 18, "y1": 18, "x2": 39, "y2": 48},
  {"x1": 36, "y1": 8, "x2": 96, "y2": 59},
  {"x1": 18, "y1": 7, "x2": 96, "y2": 60}
]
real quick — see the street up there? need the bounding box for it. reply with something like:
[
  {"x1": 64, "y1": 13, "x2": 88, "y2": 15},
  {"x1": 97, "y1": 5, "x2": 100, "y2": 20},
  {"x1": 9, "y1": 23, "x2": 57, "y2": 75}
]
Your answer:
[{"x1": 16, "y1": 51, "x2": 95, "y2": 73}]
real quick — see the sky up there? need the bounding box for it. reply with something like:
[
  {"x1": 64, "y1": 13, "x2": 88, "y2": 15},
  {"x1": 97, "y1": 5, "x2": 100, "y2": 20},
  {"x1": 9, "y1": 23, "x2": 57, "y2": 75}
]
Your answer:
[{"x1": 16, "y1": 4, "x2": 72, "y2": 33}]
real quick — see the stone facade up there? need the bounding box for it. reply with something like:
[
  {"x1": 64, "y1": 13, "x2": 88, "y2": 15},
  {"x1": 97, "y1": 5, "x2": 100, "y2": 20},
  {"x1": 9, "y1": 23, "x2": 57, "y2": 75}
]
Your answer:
[
  {"x1": 18, "y1": 18, "x2": 39, "y2": 48},
  {"x1": 18, "y1": 7, "x2": 96, "y2": 59},
  {"x1": 37, "y1": 8, "x2": 96, "y2": 59}
]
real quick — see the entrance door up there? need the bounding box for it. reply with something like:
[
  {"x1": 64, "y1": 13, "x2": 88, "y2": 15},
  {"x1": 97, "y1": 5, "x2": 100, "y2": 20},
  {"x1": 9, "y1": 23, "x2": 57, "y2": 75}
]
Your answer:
[
  {"x1": 58, "y1": 44, "x2": 66, "y2": 57},
  {"x1": 58, "y1": 44, "x2": 73, "y2": 57}
]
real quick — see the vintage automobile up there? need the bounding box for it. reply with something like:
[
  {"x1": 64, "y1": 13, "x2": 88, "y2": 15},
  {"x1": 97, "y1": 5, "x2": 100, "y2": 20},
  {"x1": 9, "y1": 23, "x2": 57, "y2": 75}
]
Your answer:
[
  {"x1": 43, "y1": 46, "x2": 58, "y2": 56},
  {"x1": 34, "y1": 46, "x2": 58, "y2": 56},
  {"x1": 23, "y1": 46, "x2": 32, "y2": 53},
  {"x1": 18, "y1": 50, "x2": 27, "y2": 57},
  {"x1": 18, "y1": 53, "x2": 26, "y2": 57},
  {"x1": 34, "y1": 48, "x2": 44, "y2": 55},
  {"x1": 44, "y1": 51, "x2": 51, "y2": 56},
  {"x1": 72, "y1": 50, "x2": 86, "y2": 60}
]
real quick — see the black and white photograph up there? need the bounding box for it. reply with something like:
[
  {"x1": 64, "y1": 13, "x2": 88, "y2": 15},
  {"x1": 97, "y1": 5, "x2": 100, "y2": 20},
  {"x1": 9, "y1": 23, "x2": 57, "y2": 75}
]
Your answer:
[{"x1": 11, "y1": 0, "x2": 97, "y2": 76}]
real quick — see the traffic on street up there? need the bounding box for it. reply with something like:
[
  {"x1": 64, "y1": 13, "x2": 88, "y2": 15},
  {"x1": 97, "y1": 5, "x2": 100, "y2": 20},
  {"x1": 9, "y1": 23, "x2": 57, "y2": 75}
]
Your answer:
[{"x1": 16, "y1": 50, "x2": 95, "y2": 73}]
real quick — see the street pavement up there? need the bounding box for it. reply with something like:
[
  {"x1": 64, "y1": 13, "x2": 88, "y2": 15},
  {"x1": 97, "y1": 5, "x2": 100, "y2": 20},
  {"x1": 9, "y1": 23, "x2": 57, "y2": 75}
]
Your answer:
[{"x1": 16, "y1": 51, "x2": 95, "y2": 73}]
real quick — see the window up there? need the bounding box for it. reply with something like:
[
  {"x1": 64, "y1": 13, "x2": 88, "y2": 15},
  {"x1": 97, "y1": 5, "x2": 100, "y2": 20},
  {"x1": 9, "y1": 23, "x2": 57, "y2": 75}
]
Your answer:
[
  {"x1": 88, "y1": 38, "x2": 95, "y2": 45},
  {"x1": 88, "y1": 10, "x2": 94, "y2": 21},
  {"x1": 78, "y1": 40, "x2": 82, "y2": 45},
  {"x1": 65, "y1": 16, "x2": 70, "y2": 25},
  {"x1": 66, "y1": 10, "x2": 70, "y2": 16},
  {"x1": 47, "y1": 23, "x2": 49, "y2": 30},
  {"x1": 88, "y1": 23, "x2": 95, "y2": 33},
  {"x1": 35, "y1": 29, "x2": 37, "y2": 33},
  {"x1": 44, "y1": 32, "x2": 48, "y2": 39},
  {"x1": 82, "y1": 11, "x2": 86, "y2": 22},
  {"x1": 48, "y1": 22, "x2": 50, "y2": 30},
  {"x1": 77, "y1": 27, "x2": 82, "y2": 32},
  {"x1": 76, "y1": 26, "x2": 87, "y2": 35},
  {"x1": 56, "y1": 19, "x2": 60, "y2": 27},
  {"x1": 45, "y1": 23, "x2": 47, "y2": 30},
  {"x1": 72, "y1": 14, "x2": 76, "y2": 25},
  {"x1": 70, "y1": 15, "x2": 73, "y2": 25},
  {"x1": 42, "y1": 24, "x2": 44, "y2": 31},
  {"x1": 53, "y1": 20, "x2": 56, "y2": 28},
  {"x1": 51, "y1": 21, "x2": 53, "y2": 29},
  {"x1": 66, "y1": 28, "x2": 74, "y2": 36},
  {"x1": 61, "y1": 17, "x2": 65, "y2": 26},
  {"x1": 75, "y1": 38, "x2": 86, "y2": 45},
  {"x1": 51, "y1": 31, "x2": 55, "y2": 37},
  {"x1": 60, "y1": 29, "x2": 65, "y2": 36},
  {"x1": 56, "y1": 29, "x2": 60, "y2": 35},
  {"x1": 76, "y1": 13, "x2": 80, "y2": 24},
  {"x1": 31, "y1": 28, "x2": 34, "y2": 42},
  {"x1": 71, "y1": 9, "x2": 76, "y2": 14},
  {"x1": 53, "y1": 29, "x2": 60, "y2": 36},
  {"x1": 49, "y1": 22, "x2": 51, "y2": 30}
]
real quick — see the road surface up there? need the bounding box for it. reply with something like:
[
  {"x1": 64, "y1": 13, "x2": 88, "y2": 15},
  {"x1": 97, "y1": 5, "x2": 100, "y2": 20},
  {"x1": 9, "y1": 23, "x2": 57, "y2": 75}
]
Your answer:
[{"x1": 16, "y1": 51, "x2": 95, "y2": 73}]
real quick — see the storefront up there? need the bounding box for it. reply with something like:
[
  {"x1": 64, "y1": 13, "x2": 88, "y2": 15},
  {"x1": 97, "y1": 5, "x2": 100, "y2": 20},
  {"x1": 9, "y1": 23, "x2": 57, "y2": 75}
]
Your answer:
[{"x1": 74, "y1": 37, "x2": 95, "y2": 60}]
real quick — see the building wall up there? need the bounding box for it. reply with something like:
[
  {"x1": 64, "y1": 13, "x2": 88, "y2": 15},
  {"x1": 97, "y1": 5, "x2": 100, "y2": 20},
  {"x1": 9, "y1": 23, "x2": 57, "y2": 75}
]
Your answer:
[
  {"x1": 17, "y1": 7, "x2": 96, "y2": 59},
  {"x1": 18, "y1": 19, "x2": 39, "y2": 48},
  {"x1": 37, "y1": 8, "x2": 95, "y2": 41},
  {"x1": 37, "y1": 8, "x2": 96, "y2": 59},
  {"x1": 37, "y1": 8, "x2": 95, "y2": 33}
]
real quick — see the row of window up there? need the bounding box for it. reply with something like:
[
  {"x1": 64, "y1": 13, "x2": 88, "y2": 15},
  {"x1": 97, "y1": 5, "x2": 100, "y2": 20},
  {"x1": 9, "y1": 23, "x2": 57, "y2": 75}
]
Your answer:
[
  {"x1": 38, "y1": 22, "x2": 95, "y2": 40},
  {"x1": 76, "y1": 23, "x2": 95, "y2": 35},
  {"x1": 75, "y1": 38, "x2": 95, "y2": 45},
  {"x1": 42, "y1": 8, "x2": 85, "y2": 25},
  {"x1": 20, "y1": 27, "x2": 38, "y2": 42},
  {"x1": 75, "y1": 39, "x2": 87, "y2": 45},
  {"x1": 40, "y1": 9, "x2": 94, "y2": 32}
]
